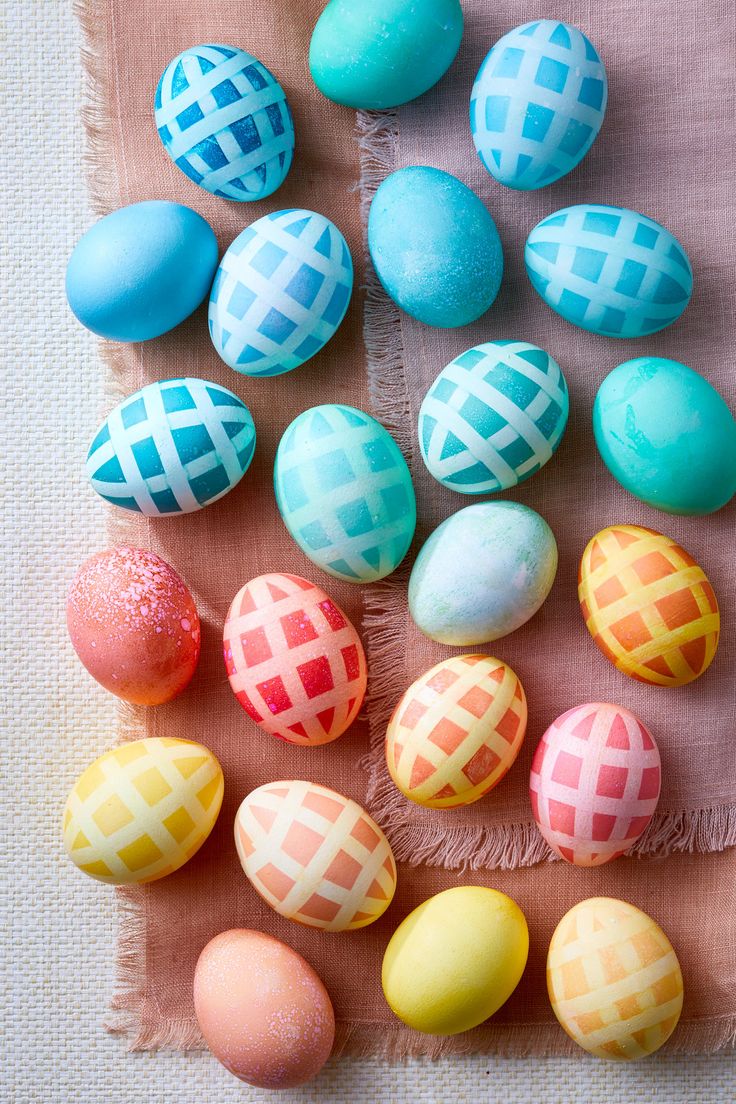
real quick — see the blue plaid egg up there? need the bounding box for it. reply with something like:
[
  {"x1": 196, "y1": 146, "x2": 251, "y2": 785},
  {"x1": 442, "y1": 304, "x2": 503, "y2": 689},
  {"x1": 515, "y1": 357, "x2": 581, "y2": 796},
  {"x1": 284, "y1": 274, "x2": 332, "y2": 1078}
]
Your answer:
[
  {"x1": 154, "y1": 44, "x2": 294, "y2": 201},
  {"x1": 419, "y1": 341, "x2": 569, "y2": 494},
  {"x1": 209, "y1": 209, "x2": 353, "y2": 376},
  {"x1": 87, "y1": 377, "x2": 256, "y2": 515},
  {"x1": 525, "y1": 204, "x2": 693, "y2": 337},
  {"x1": 274, "y1": 404, "x2": 416, "y2": 583},
  {"x1": 470, "y1": 21, "x2": 607, "y2": 191}
]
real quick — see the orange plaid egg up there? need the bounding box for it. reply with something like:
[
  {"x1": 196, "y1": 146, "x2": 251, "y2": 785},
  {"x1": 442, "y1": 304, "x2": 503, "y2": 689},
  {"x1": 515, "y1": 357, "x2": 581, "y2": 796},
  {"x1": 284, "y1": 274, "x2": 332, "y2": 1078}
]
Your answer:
[
  {"x1": 547, "y1": 897, "x2": 684, "y2": 1060},
  {"x1": 578, "y1": 525, "x2": 719, "y2": 686},
  {"x1": 386, "y1": 655, "x2": 527, "y2": 808}
]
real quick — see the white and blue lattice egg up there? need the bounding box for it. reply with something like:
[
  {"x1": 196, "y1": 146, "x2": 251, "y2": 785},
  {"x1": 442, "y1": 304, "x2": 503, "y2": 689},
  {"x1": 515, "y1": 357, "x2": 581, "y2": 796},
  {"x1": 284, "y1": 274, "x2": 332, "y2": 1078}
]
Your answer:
[
  {"x1": 209, "y1": 209, "x2": 354, "y2": 377},
  {"x1": 87, "y1": 377, "x2": 256, "y2": 516},
  {"x1": 419, "y1": 341, "x2": 569, "y2": 494},
  {"x1": 154, "y1": 44, "x2": 294, "y2": 201},
  {"x1": 470, "y1": 20, "x2": 606, "y2": 190}
]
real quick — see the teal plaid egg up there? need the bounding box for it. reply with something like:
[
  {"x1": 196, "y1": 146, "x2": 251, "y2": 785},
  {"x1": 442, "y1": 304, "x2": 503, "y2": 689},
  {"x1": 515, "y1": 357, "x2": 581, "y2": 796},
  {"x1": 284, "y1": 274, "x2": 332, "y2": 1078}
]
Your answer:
[
  {"x1": 274, "y1": 404, "x2": 416, "y2": 583},
  {"x1": 471, "y1": 20, "x2": 606, "y2": 190},
  {"x1": 525, "y1": 204, "x2": 693, "y2": 337},
  {"x1": 87, "y1": 377, "x2": 255, "y2": 516},
  {"x1": 154, "y1": 44, "x2": 294, "y2": 201},
  {"x1": 209, "y1": 209, "x2": 353, "y2": 377},
  {"x1": 419, "y1": 341, "x2": 569, "y2": 494}
]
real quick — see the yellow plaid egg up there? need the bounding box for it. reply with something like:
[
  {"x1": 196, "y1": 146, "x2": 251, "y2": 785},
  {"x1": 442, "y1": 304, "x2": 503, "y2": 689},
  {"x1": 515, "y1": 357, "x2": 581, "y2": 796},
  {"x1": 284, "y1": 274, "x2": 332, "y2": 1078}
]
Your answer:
[
  {"x1": 547, "y1": 897, "x2": 684, "y2": 1060},
  {"x1": 63, "y1": 737, "x2": 224, "y2": 884}
]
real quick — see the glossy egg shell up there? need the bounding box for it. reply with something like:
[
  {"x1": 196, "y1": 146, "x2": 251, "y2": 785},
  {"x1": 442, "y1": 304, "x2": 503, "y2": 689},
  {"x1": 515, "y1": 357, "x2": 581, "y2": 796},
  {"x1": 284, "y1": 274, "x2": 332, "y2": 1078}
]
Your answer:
[
  {"x1": 386, "y1": 655, "x2": 527, "y2": 808},
  {"x1": 63, "y1": 737, "x2": 223, "y2": 884},
  {"x1": 547, "y1": 897, "x2": 684, "y2": 1059},
  {"x1": 578, "y1": 525, "x2": 719, "y2": 686},
  {"x1": 235, "y1": 780, "x2": 397, "y2": 931},
  {"x1": 530, "y1": 703, "x2": 661, "y2": 866}
]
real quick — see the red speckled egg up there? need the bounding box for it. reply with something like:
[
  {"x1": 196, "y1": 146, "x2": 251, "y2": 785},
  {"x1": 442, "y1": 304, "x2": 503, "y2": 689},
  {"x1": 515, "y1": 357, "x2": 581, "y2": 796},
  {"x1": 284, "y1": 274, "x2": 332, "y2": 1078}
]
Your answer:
[
  {"x1": 66, "y1": 546, "x2": 200, "y2": 705},
  {"x1": 193, "y1": 929, "x2": 335, "y2": 1088}
]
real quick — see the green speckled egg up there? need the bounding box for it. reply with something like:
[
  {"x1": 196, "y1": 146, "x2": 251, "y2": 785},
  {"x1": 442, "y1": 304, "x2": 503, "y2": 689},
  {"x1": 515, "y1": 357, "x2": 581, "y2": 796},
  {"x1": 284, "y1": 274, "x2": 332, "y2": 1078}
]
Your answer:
[
  {"x1": 408, "y1": 502, "x2": 558, "y2": 645},
  {"x1": 274, "y1": 404, "x2": 416, "y2": 583},
  {"x1": 593, "y1": 357, "x2": 736, "y2": 515}
]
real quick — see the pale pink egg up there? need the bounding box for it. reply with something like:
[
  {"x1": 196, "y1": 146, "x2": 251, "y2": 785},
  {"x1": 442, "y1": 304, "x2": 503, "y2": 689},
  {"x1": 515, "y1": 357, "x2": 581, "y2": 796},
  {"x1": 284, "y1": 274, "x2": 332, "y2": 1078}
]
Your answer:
[
  {"x1": 193, "y1": 929, "x2": 335, "y2": 1088},
  {"x1": 66, "y1": 546, "x2": 200, "y2": 706}
]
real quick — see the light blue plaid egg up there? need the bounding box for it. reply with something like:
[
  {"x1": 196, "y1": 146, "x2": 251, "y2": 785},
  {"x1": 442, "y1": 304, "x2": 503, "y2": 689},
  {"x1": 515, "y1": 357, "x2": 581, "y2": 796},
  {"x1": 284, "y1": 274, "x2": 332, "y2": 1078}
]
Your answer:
[
  {"x1": 209, "y1": 209, "x2": 353, "y2": 376},
  {"x1": 87, "y1": 377, "x2": 256, "y2": 515},
  {"x1": 525, "y1": 204, "x2": 693, "y2": 337},
  {"x1": 154, "y1": 44, "x2": 294, "y2": 201},
  {"x1": 470, "y1": 20, "x2": 606, "y2": 191},
  {"x1": 274, "y1": 404, "x2": 416, "y2": 583}
]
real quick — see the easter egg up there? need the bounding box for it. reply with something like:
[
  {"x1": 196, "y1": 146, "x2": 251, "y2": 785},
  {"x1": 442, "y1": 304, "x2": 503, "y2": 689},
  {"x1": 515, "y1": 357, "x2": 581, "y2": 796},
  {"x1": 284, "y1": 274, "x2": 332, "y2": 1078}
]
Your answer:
[
  {"x1": 470, "y1": 20, "x2": 607, "y2": 191},
  {"x1": 547, "y1": 898, "x2": 684, "y2": 1059},
  {"x1": 418, "y1": 340, "x2": 569, "y2": 494},
  {"x1": 382, "y1": 886, "x2": 529, "y2": 1034},
  {"x1": 525, "y1": 204, "x2": 693, "y2": 337},
  {"x1": 208, "y1": 209, "x2": 353, "y2": 376},
  {"x1": 66, "y1": 201, "x2": 218, "y2": 341},
  {"x1": 194, "y1": 930, "x2": 335, "y2": 1088},
  {"x1": 274, "y1": 404, "x2": 416, "y2": 583},
  {"x1": 235, "y1": 780, "x2": 396, "y2": 931},
  {"x1": 223, "y1": 573, "x2": 367, "y2": 746},
  {"x1": 368, "y1": 166, "x2": 503, "y2": 328},
  {"x1": 63, "y1": 737, "x2": 223, "y2": 884},
  {"x1": 309, "y1": 0, "x2": 464, "y2": 110},
  {"x1": 386, "y1": 656, "x2": 527, "y2": 808},
  {"x1": 86, "y1": 376, "x2": 255, "y2": 515},
  {"x1": 155, "y1": 44, "x2": 294, "y2": 202},
  {"x1": 579, "y1": 525, "x2": 720, "y2": 686},
  {"x1": 409, "y1": 502, "x2": 558, "y2": 645},
  {"x1": 593, "y1": 357, "x2": 736, "y2": 516},
  {"x1": 67, "y1": 546, "x2": 200, "y2": 706},
  {"x1": 529, "y1": 703, "x2": 661, "y2": 866}
]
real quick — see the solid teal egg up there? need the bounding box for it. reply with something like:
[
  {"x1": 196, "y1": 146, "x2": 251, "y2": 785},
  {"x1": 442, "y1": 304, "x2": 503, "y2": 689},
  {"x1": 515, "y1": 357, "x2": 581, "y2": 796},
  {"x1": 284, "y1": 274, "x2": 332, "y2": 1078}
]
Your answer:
[{"x1": 593, "y1": 357, "x2": 736, "y2": 515}]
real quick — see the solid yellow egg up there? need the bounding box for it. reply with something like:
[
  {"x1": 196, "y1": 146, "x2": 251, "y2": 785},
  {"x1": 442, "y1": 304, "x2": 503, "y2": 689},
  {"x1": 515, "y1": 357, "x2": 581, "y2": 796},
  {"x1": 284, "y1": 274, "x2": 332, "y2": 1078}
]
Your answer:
[{"x1": 381, "y1": 886, "x2": 529, "y2": 1035}]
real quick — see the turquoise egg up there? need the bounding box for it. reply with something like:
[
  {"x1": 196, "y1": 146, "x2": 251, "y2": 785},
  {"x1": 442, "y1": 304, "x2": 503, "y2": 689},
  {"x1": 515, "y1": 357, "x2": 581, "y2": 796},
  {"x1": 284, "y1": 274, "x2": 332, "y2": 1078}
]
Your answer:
[
  {"x1": 470, "y1": 20, "x2": 606, "y2": 190},
  {"x1": 593, "y1": 357, "x2": 736, "y2": 515},
  {"x1": 66, "y1": 201, "x2": 218, "y2": 342},
  {"x1": 408, "y1": 502, "x2": 558, "y2": 645},
  {"x1": 309, "y1": 0, "x2": 463, "y2": 109},
  {"x1": 525, "y1": 204, "x2": 693, "y2": 337},
  {"x1": 418, "y1": 340, "x2": 569, "y2": 494},
  {"x1": 274, "y1": 404, "x2": 416, "y2": 583},
  {"x1": 368, "y1": 167, "x2": 503, "y2": 328}
]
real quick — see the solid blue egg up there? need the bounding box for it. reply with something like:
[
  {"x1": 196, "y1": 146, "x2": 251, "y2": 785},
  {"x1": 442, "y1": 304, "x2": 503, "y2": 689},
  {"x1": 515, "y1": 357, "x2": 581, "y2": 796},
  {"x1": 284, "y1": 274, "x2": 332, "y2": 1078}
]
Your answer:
[{"x1": 66, "y1": 201, "x2": 219, "y2": 342}]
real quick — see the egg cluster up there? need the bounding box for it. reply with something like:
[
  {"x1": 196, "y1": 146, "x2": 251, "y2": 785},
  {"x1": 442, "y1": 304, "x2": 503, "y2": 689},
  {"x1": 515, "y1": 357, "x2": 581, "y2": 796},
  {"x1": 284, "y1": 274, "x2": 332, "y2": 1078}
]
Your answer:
[{"x1": 62, "y1": 0, "x2": 735, "y2": 1086}]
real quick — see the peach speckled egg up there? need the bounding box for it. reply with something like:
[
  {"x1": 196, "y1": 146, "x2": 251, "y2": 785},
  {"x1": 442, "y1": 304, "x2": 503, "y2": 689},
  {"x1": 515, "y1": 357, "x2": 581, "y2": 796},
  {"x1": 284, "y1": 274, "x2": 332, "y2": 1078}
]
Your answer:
[
  {"x1": 193, "y1": 929, "x2": 335, "y2": 1089},
  {"x1": 386, "y1": 655, "x2": 527, "y2": 808},
  {"x1": 223, "y1": 573, "x2": 367, "y2": 746},
  {"x1": 578, "y1": 525, "x2": 719, "y2": 686},
  {"x1": 67, "y1": 546, "x2": 201, "y2": 705},
  {"x1": 547, "y1": 897, "x2": 684, "y2": 1059},
  {"x1": 235, "y1": 780, "x2": 396, "y2": 931},
  {"x1": 530, "y1": 703, "x2": 661, "y2": 866}
]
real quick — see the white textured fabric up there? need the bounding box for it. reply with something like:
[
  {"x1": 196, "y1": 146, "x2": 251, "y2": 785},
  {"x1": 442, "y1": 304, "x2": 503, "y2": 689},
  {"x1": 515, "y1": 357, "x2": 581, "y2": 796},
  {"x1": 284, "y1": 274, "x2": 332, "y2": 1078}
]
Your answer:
[{"x1": 3, "y1": 2, "x2": 734, "y2": 1100}]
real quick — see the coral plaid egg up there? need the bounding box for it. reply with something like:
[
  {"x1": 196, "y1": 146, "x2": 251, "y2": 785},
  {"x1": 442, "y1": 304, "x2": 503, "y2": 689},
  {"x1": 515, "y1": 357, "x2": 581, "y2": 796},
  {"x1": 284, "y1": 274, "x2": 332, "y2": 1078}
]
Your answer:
[
  {"x1": 386, "y1": 655, "x2": 527, "y2": 808},
  {"x1": 547, "y1": 897, "x2": 684, "y2": 1060},
  {"x1": 235, "y1": 780, "x2": 396, "y2": 931},
  {"x1": 530, "y1": 703, "x2": 661, "y2": 866},
  {"x1": 223, "y1": 573, "x2": 367, "y2": 746},
  {"x1": 578, "y1": 525, "x2": 720, "y2": 686}
]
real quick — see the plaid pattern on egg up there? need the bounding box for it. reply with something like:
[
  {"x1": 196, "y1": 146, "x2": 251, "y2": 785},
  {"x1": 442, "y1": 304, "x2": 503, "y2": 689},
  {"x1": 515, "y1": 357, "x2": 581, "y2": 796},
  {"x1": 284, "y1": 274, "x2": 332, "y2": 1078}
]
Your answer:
[
  {"x1": 525, "y1": 204, "x2": 693, "y2": 337},
  {"x1": 274, "y1": 404, "x2": 416, "y2": 583},
  {"x1": 209, "y1": 209, "x2": 353, "y2": 376},
  {"x1": 86, "y1": 377, "x2": 255, "y2": 516},
  {"x1": 418, "y1": 340, "x2": 568, "y2": 494},
  {"x1": 471, "y1": 20, "x2": 607, "y2": 190},
  {"x1": 154, "y1": 44, "x2": 294, "y2": 201}
]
